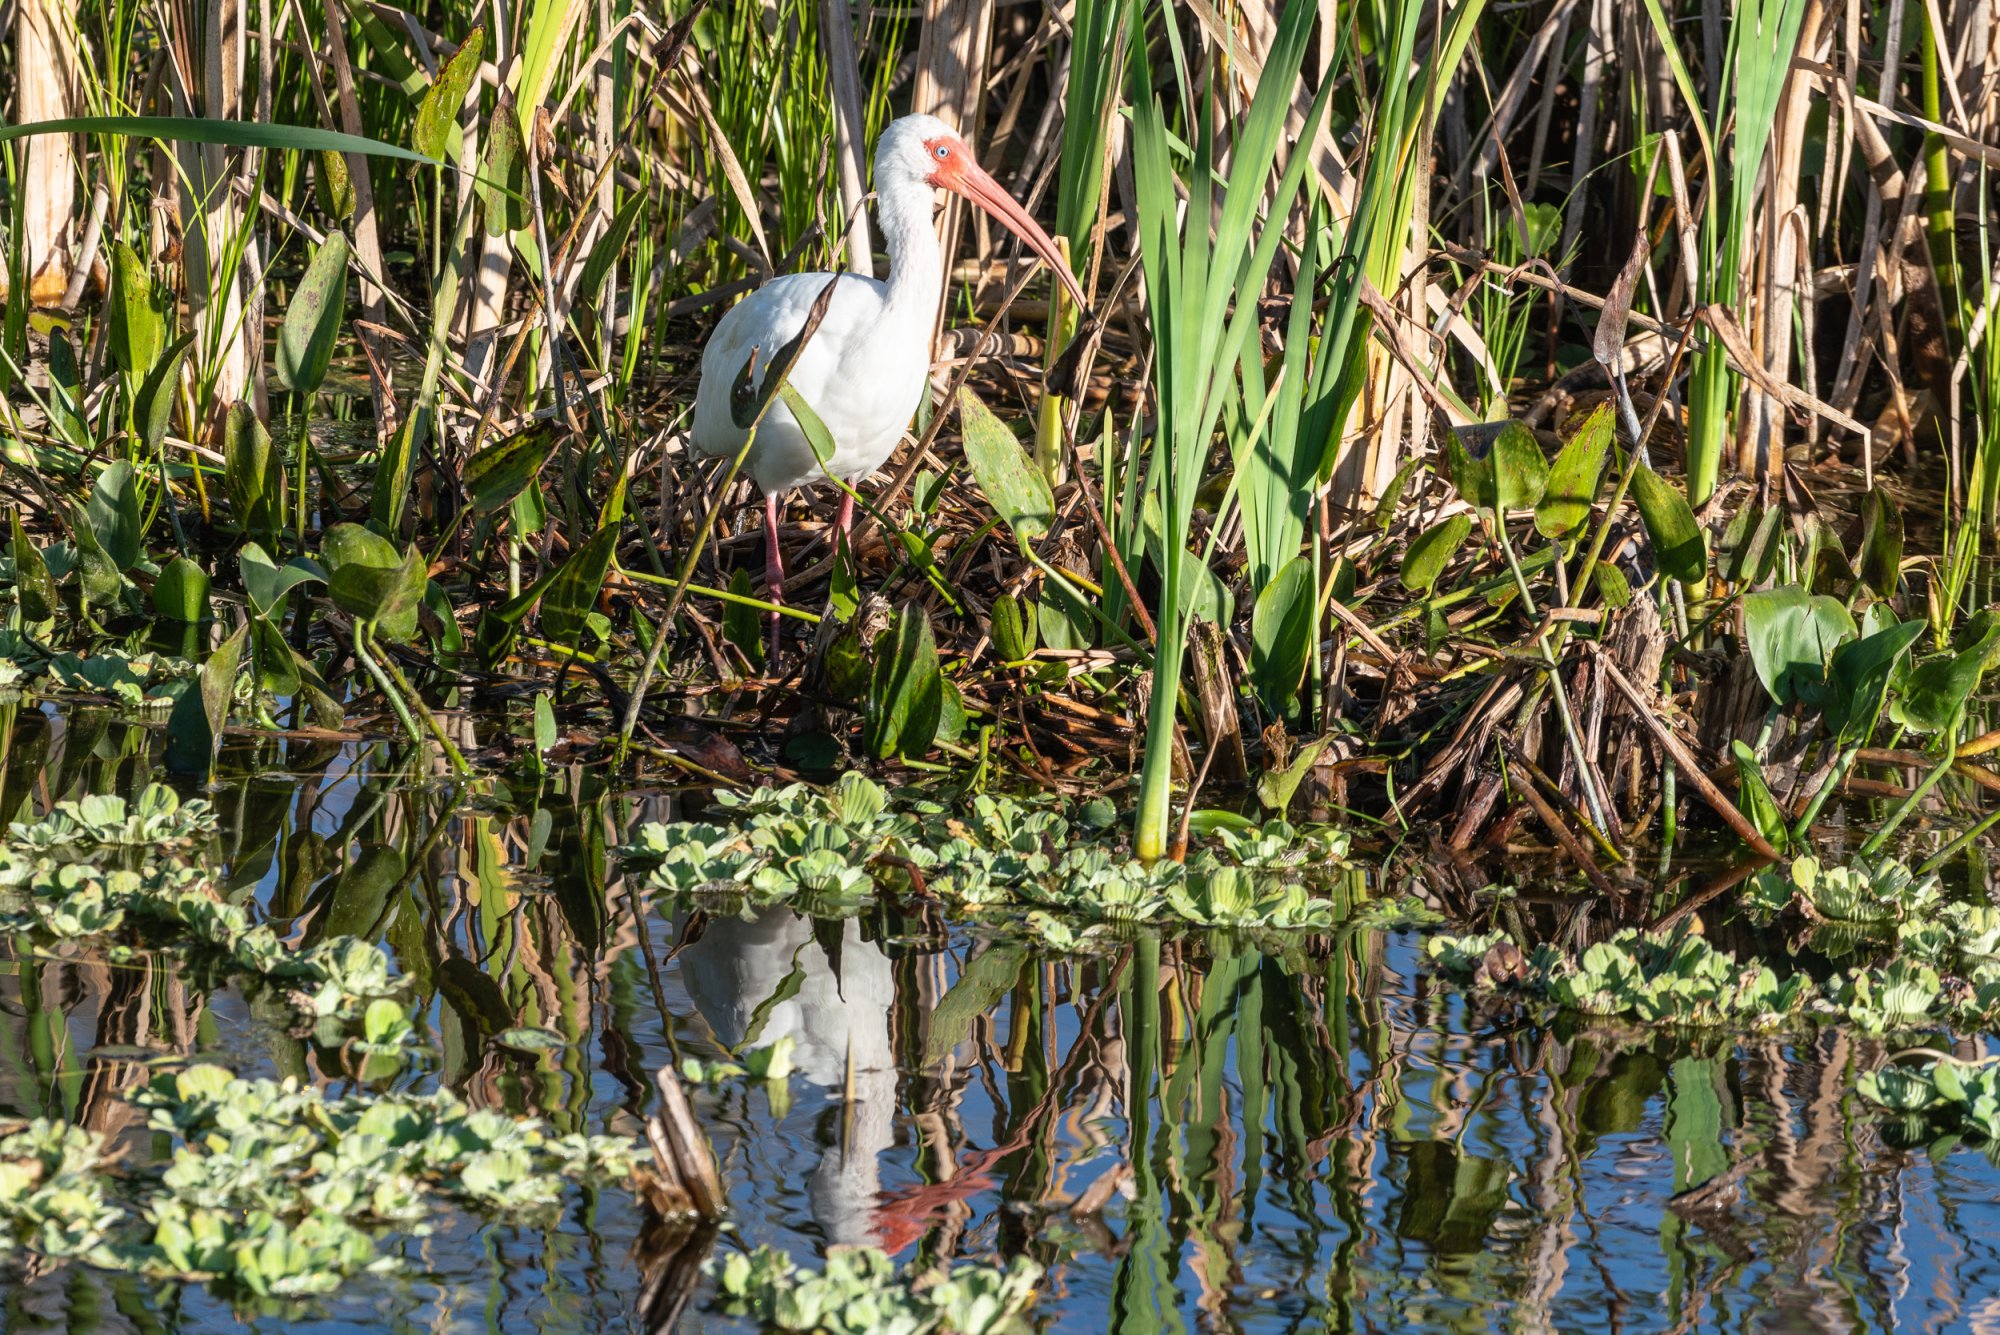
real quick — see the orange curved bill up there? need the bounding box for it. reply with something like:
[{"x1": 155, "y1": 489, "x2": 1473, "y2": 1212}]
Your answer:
[{"x1": 947, "y1": 161, "x2": 1091, "y2": 314}]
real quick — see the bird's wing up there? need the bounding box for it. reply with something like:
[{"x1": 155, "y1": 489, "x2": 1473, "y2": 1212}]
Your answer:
[{"x1": 692, "y1": 273, "x2": 883, "y2": 444}]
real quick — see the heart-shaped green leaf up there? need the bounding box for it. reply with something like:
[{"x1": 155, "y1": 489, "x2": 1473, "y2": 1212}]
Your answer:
[
  {"x1": 722, "y1": 566, "x2": 763, "y2": 666},
  {"x1": 991, "y1": 591, "x2": 1038, "y2": 664},
  {"x1": 86, "y1": 461, "x2": 143, "y2": 571},
  {"x1": 108, "y1": 241, "x2": 167, "y2": 381},
  {"x1": 960, "y1": 387, "x2": 1055, "y2": 553},
  {"x1": 1401, "y1": 513, "x2": 1472, "y2": 594},
  {"x1": 71, "y1": 506, "x2": 123, "y2": 609},
  {"x1": 164, "y1": 621, "x2": 249, "y2": 775},
  {"x1": 152, "y1": 556, "x2": 211, "y2": 621},
  {"x1": 315, "y1": 149, "x2": 355, "y2": 221},
  {"x1": 251, "y1": 616, "x2": 302, "y2": 696},
  {"x1": 863, "y1": 603, "x2": 943, "y2": 760},
  {"x1": 463, "y1": 429, "x2": 557, "y2": 515},
  {"x1": 1250, "y1": 555, "x2": 1315, "y2": 719},
  {"x1": 541, "y1": 524, "x2": 621, "y2": 645},
  {"x1": 411, "y1": 25, "x2": 484, "y2": 161},
  {"x1": 1730, "y1": 740, "x2": 1792, "y2": 854},
  {"x1": 275, "y1": 232, "x2": 349, "y2": 395},
  {"x1": 9, "y1": 511, "x2": 56, "y2": 621},
  {"x1": 241, "y1": 542, "x2": 326, "y2": 617},
  {"x1": 1534, "y1": 402, "x2": 1613, "y2": 537},
  {"x1": 225, "y1": 402, "x2": 286, "y2": 540},
  {"x1": 1443, "y1": 430, "x2": 1497, "y2": 514},
  {"x1": 45, "y1": 335, "x2": 84, "y2": 450},
  {"x1": 478, "y1": 105, "x2": 529, "y2": 236},
  {"x1": 1826, "y1": 616, "x2": 1924, "y2": 746},
  {"x1": 1857, "y1": 486, "x2": 1903, "y2": 599},
  {"x1": 1742, "y1": 586, "x2": 1856, "y2": 706},
  {"x1": 135, "y1": 333, "x2": 195, "y2": 454},
  {"x1": 324, "y1": 522, "x2": 424, "y2": 635},
  {"x1": 1491, "y1": 422, "x2": 1548, "y2": 512},
  {"x1": 1894, "y1": 616, "x2": 2000, "y2": 735},
  {"x1": 1629, "y1": 464, "x2": 1706, "y2": 585}
]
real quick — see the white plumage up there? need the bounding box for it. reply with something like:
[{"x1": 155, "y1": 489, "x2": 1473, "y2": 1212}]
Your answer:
[
  {"x1": 691, "y1": 269, "x2": 931, "y2": 495},
  {"x1": 689, "y1": 113, "x2": 1085, "y2": 655}
]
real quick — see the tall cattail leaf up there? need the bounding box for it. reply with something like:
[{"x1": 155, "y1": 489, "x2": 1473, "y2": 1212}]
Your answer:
[{"x1": 516, "y1": 0, "x2": 590, "y2": 138}]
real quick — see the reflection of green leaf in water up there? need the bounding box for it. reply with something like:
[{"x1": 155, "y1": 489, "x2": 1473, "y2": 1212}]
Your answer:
[
  {"x1": 1394, "y1": 1140, "x2": 1512, "y2": 1254},
  {"x1": 1663, "y1": 1057, "x2": 1730, "y2": 1193},
  {"x1": 924, "y1": 944, "x2": 1027, "y2": 1068},
  {"x1": 494, "y1": 1026, "x2": 565, "y2": 1054},
  {"x1": 437, "y1": 955, "x2": 516, "y2": 1039},
  {"x1": 308, "y1": 844, "x2": 406, "y2": 945},
  {"x1": 740, "y1": 954, "x2": 807, "y2": 1051}
]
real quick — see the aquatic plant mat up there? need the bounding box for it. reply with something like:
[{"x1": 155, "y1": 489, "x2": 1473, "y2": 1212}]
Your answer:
[{"x1": 0, "y1": 707, "x2": 1995, "y2": 1328}]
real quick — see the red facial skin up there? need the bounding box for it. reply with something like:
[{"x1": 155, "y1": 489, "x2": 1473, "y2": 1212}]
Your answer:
[{"x1": 922, "y1": 135, "x2": 1089, "y2": 310}]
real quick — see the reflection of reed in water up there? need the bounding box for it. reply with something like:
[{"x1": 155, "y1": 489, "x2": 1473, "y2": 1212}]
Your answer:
[{"x1": 677, "y1": 909, "x2": 899, "y2": 1249}]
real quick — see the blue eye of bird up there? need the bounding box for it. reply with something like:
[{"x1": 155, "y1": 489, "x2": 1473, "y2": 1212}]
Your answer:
[{"x1": 934, "y1": 145, "x2": 949, "y2": 158}]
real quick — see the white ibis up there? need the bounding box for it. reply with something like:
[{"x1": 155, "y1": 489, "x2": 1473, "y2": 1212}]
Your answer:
[{"x1": 691, "y1": 113, "x2": 1088, "y2": 654}]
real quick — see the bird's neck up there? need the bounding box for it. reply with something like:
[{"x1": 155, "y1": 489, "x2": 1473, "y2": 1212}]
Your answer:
[{"x1": 880, "y1": 184, "x2": 944, "y2": 320}]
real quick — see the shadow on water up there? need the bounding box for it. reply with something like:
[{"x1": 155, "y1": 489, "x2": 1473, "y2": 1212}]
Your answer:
[{"x1": 1, "y1": 701, "x2": 1998, "y2": 1331}]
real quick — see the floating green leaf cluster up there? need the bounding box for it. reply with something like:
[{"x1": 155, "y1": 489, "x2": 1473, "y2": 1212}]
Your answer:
[
  {"x1": 1860, "y1": 1059, "x2": 2000, "y2": 1140},
  {"x1": 0, "y1": 632, "x2": 196, "y2": 709},
  {"x1": 1746, "y1": 855, "x2": 1942, "y2": 943},
  {"x1": 1550, "y1": 931, "x2": 1813, "y2": 1026},
  {"x1": 0, "y1": 785, "x2": 406, "y2": 1036},
  {"x1": 9, "y1": 783, "x2": 217, "y2": 850},
  {"x1": 1427, "y1": 928, "x2": 1813, "y2": 1026},
  {"x1": 1430, "y1": 921, "x2": 2000, "y2": 1035},
  {"x1": 709, "y1": 1243, "x2": 1042, "y2": 1335},
  {"x1": 0, "y1": 1120, "x2": 125, "y2": 1266},
  {"x1": 1899, "y1": 903, "x2": 2000, "y2": 966},
  {"x1": 621, "y1": 774, "x2": 1353, "y2": 933},
  {"x1": 0, "y1": 1064, "x2": 638, "y2": 1299}
]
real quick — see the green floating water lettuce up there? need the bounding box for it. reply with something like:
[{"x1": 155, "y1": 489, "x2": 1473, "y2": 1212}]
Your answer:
[
  {"x1": 1860, "y1": 1059, "x2": 2000, "y2": 1141},
  {"x1": 0, "y1": 1066, "x2": 641, "y2": 1300},
  {"x1": 619, "y1": 773, "x2": 1354, "y2": 934},
  {"x1": 1745, "y1": 854, "x2": 1941, "y2": 928},
  {"x1": 1430, "y1": 917, "x2": 2000, "y2": 1036},
  {"x1": 1428, "y1": 927, "x2": 1812, "y2": 1029},
  {"x1": 710, "y1": 1243, "x2": 1041, "y2": 1335}
]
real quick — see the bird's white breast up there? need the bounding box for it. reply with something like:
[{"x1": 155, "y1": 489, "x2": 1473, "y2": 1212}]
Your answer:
[{"x1": 691, "y1": 272, "x2": 932, "y2": 495}]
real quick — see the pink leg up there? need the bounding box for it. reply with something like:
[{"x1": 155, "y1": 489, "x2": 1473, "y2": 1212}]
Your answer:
[
  {"x1": 764, "y1": 491, "x2": 785, "y2": 664},
  {"x1": 835, "y1": 491, "x2": 855, "y2": 538}
]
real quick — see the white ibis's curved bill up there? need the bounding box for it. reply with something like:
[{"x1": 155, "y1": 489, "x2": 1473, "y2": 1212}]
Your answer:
[{"x1": 939, "y1": 155, "x2": 1091, "y2": 314}]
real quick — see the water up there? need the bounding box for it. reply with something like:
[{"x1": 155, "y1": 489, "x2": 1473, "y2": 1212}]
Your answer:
[{"x1": 3, "y1": 703, "x2": 1998, "y2": 1332}]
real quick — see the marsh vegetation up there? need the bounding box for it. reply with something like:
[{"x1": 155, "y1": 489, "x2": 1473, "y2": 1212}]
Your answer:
[{"x1": 2, "y1": 0, "x2": 2000, "y2": 1325}]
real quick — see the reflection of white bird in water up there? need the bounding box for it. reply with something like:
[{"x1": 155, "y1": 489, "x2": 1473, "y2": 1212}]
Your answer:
[
  {"x1": 676, "y1": 910, "x2": 897, "y2": 1248},
  {"x1": 691, "y1": 113, "x2": 1086, "y2": 655}
]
